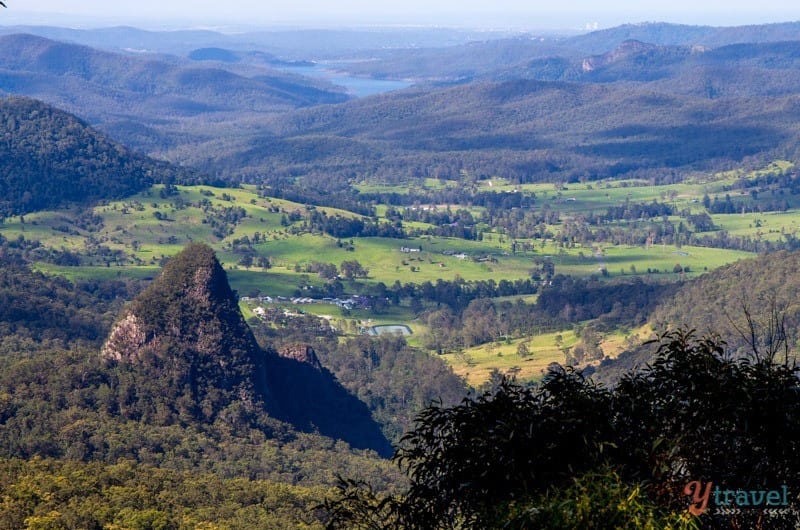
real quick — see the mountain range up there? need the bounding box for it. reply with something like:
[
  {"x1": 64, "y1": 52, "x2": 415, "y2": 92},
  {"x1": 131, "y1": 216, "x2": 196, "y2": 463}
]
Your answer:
[
  {"x1": 3, "y1": 22, "x2": 800, "y2": 183},
  {"x1": 0, "y1": 33, "x2": 348, "y2": 153}
]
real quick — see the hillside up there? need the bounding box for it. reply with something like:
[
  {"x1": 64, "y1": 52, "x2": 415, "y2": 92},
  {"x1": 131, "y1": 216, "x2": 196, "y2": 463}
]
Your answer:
[
  {"x1": 593, "y1": 249, "x2": 800, "y2": 383},
  {"x1": 564, "y1": 21, "x2": 800, "y2": 54},
  {"x1": 335, "y1": 22, "x2": 800, "y2": 82},
  {"x1": 0, "y1": 33, "x2": 348, "y2": 153},
  {"x1": 489, "y1": 39, "x2": 800, "y2": 98},
  {"x1": 0, "y1": 34, "x2": 347, "y2": 112},
  {"x1": 0, "y1": 97, "x2": 194, "y2": 217},
  {"x1": 648, "y1": 250, "x2": 800, "y2": 351},
  {"x1": 192, "y1": 77, "x2": 800, "y2": 183}
]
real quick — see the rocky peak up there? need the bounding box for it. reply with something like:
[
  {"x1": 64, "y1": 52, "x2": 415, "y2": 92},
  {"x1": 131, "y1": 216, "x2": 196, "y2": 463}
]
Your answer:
[
  {"x1": 582, "y1": 39, "x2": 659, "y2": 72},
  {"x1": 101, "y1": 243, "x2": 390, "y2": 455},
  {"x1": 101, "y1": 242, "x2": 270, "y2": 421},
  {"x1": 278, "y1": 344, "x2": 323, "y2": 371},
  {"x1": 103, "y1": 242, "x2": 260, "y2": 362}
]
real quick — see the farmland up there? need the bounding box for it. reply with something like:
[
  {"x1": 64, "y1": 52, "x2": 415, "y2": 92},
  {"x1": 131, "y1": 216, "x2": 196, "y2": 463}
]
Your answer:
[{"x1": 3, "y1": 161, "x2": 797, "y2": 384}]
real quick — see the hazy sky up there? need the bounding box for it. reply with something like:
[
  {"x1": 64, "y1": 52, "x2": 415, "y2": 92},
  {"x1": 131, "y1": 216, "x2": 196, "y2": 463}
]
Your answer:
[{"x1": 3, "y1": 0, "x2": 799, "y2": 30}]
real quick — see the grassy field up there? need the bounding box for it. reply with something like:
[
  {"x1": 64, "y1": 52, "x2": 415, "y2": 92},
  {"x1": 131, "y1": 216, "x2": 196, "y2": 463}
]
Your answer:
[
  {"x1": 440, "y1": 324, "x2": 654, "y2": 386},
  {"x1": 710, "y1": 210, "x2": 800, "y2": 241},
  {"x1": 1, "y1": 183, "x2": 758, "y2": 295},
  {"x1": 3, "y1": 173, "x2": 787, "y2": 386},
  {"x1": 0, "y1": 180, "x2": 763, "y2": 331},
  {"x1": 442, "y1": 331, "x2": 578, "y2": 386}
]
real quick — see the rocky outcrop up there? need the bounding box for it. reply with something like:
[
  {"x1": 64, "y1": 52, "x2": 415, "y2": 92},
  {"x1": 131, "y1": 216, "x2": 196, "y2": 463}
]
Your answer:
[
  {"x1": 102, "y1": 243, "x2": 391, "y2": 456},
  {"x1": 582, "y1": 39, "x2": 659, "y2": 72},
  {"x1": 101, "y1": 242, "x2": 271, "y2": 421},
  {"x1": 102, "y1": 313, "x2": 151, "y2": 362},
  {"x1": 278, "y1": 344, "x2": 323, "y2": 371}
]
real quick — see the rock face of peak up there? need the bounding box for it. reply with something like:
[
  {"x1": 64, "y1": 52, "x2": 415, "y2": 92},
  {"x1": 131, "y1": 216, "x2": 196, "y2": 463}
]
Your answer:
[
  {"x1": 103, "y1": 242, "x2": 271, "y2": 422},
  {"x1": 582, "y1": 39, "x2": 659, "y2": 72},
  {"x1": 105, "y1": 242, "x2": 261, "y2": 361},
  {"x1": 102, "y1": 243, "x2": 391, "y2": 456},
  {"x1": 278, "y1": 344, "x2": 323, "y2": 371}
]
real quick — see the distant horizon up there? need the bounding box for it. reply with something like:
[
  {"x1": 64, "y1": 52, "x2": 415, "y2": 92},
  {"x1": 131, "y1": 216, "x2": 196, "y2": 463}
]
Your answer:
[
  {"x1": 0, "y1": 2, "x2": 799, "y2": 34},
  {"x1": 1, "y1": 16, "x2": 800, "y2": 37}
]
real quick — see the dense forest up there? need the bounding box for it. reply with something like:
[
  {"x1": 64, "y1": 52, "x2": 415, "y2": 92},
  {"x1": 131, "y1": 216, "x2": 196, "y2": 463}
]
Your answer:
[
  {"x1": 0, "y1": 97, "x2": 195, "y2": 217},
  {"x1": 209, "y1": 78, "x2": 800, "y2": 185},
  {"x1": 0, "y1": 244, "x2": 470, "y2": 526},
  {"x1": 649, "y1": 250, "x2": 800, "y2": 350}
]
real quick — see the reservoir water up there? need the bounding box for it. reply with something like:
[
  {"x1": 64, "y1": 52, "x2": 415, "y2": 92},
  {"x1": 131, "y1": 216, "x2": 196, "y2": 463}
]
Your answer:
[{"x1": 282, "y1": 64, "x2": 413, "y2": 98}]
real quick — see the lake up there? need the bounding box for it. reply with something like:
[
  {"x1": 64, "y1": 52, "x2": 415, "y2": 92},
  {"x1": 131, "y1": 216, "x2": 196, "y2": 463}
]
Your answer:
[{"x1": 281, "y1": 64, "x2": 413, "y2": 98}]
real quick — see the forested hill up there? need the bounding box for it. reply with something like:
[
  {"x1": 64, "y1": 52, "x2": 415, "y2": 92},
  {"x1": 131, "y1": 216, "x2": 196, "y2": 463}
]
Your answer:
[
  {"x1": 648, "y1": 250, "x2": 800, "y2": 352},
  {"x1": 0, "y1": 34, "x2": 348, "y2": 112},
  {"x1": 203, "y1": 77, "x2": 800, "y2": 183},
  {"x1": 336, "y1": 22, "x2": 800, "y2": 82},
  {"x1": 0, "y1": 33, "x2": 349, "y2": 153},
  {"x1": 0, "y1": 97, "x2": 194, "y2": 217},
  {"x1": 597, "y1": 250, "x2": 800, "y2": 382}
]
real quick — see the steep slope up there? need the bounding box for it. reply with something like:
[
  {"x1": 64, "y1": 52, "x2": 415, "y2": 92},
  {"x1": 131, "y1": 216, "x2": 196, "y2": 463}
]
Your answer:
[
  {"x1": 103, "y1": 243, "x2": 391, "y2": 455},
  {"x1": 102, "y1": 243, "x2": 271, "y2": 421},
  {"x1": 0, "y1": 97, "x2": 193, "y2": 217}
]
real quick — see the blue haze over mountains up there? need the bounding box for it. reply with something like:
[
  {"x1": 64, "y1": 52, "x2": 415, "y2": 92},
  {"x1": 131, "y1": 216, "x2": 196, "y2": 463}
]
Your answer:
[{"x1": 2, "y1": 21, "x2": 800, "y2": 183}]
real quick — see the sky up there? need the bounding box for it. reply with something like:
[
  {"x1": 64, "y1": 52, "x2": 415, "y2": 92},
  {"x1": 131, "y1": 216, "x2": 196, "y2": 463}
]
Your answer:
[{"x1": 2, "y1": 0, "x2": 799, "y2": 31}]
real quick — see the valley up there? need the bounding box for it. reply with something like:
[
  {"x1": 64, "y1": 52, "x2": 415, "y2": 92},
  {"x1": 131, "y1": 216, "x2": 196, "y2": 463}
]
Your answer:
[
  {"x1": 0, "y1": 165, "x2": 787, "y2": 384},
  {"x1": 3, "y1": 14, "x2": 800, "y2": 528}
]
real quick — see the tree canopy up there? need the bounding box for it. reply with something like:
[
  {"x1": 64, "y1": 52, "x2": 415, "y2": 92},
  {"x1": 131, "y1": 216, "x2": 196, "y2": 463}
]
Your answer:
[{"x1": 325, "y1": 329, "x2": 800, "y2": 529}]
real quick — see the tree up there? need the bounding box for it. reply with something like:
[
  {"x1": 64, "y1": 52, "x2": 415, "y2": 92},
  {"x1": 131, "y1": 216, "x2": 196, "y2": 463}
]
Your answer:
[
  {"x1": 325, "y1": 329, "x2": 800, "y2": 529},
  {"x1": 326, "y1": 371, "x2": 614, "y2": 529},
  {"x1": 340, "y1": 259, "x2": 369, "y2": 280}
]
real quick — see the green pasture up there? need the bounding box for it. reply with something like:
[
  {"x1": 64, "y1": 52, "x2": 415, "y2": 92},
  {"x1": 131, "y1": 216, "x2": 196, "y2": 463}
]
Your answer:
[
  {"x1": 441, "y1": 330, "x2": 578, "y2": 386},
  {"x1": 710, "y1": 210, "x2": 800, "y2": 241},
  {"x1": 440, "y1": 324, "x2": 652, "y2": 387},
  {"x1": 33, "y1": 264, "x2": 162, "y2": 282},
  {"x1": 1, "y1": 181, "x2": 761, "y2": 291}
]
